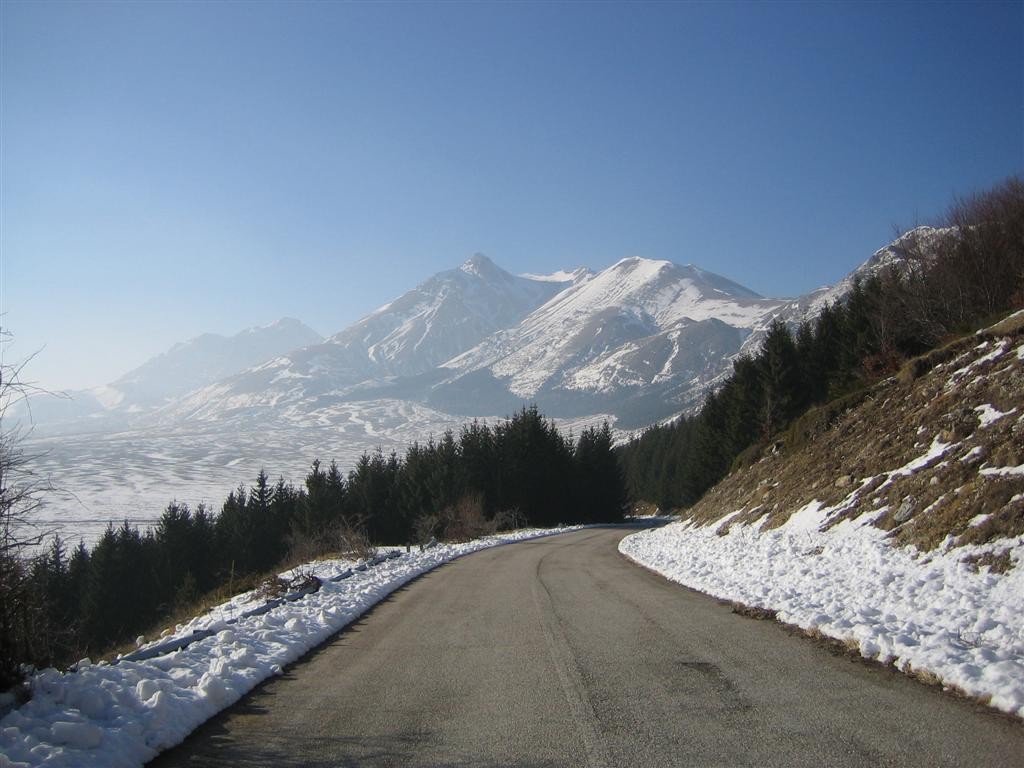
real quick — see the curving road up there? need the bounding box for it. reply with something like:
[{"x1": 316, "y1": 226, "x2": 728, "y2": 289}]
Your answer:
[{"x1": 150, "y1": 526, "x2": 1024, "y2": 767}]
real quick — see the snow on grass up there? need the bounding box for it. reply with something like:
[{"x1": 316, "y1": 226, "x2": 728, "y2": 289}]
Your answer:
[
  {"x1": 974, "y1": 403, "x2": 1016, "y2": 427},
  {"x1": 621, "y1": 512, "x2": 1024, "y2": 718},
  {"x1": 0, "y1": 526, "x2": 583, "y2": 768},
  {"x1": 876, "y1": 436, "x2": 953, "y2": 491},
  {"x1": 950, "y1": 340, "x2": 1010, "y2": 382},
  {"x1": 980, "y1": 464, "x2": 1024, "y2": 477}
]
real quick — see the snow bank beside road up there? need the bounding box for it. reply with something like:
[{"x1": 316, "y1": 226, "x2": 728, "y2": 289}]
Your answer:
[
  {"x1": 620, "y1": 512, "x2": 1024, "y2": 718},
  {"x1": 0, "y1": 526, "x2": 581, "y2": 768}
]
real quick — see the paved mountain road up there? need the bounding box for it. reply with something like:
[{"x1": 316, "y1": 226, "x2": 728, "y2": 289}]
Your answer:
[{"x1": 151, "y1": 526, "x2": 1024, "y2": 767}]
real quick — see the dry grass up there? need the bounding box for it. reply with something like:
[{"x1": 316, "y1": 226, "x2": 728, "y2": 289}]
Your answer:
[
  {"x1": 100, "y1": 571, "x2": 267, "y2": 662},
  {"x1": 681, "y1": 311, "x2": 1024, "y2": 552},
  {"x1": 101, "y1": 552, "x2": 350, "y2": 663},
  {"x1": 631, "y1": 500, "x2": 661, "y2": 517}
]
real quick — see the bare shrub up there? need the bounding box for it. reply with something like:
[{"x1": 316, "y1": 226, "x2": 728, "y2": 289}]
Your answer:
[
  {"x1": 335, "y1": 523, "x2": 377, "y2": 561},
  {"x1": 490, "y1": 507, "x2": 526, "y2": 532},
  {"x1": 288, "y1": 519, "x2": 377, "y2": 564},
  {"x1": 413, "y1": 513, "x2": 440, "y2": 547},
  {"x1": 0, "y1": 335, "x2": 60, "y2": 689},
  {"x1": 440, "y1": 493, "x2": 490, "y2": 542},
  {"x1": 897, "y1": 177, "x2": 1024, "y2": 345}
]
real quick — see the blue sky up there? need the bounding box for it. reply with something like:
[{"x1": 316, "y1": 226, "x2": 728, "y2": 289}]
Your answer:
[{"x1": 2, "y1": 1, "x2": 1021, "y2": 390}]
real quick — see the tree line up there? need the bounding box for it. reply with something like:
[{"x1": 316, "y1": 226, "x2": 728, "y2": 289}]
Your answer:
[
  {"x1": 620, "y1": 176, "x2": 1024, "y2": 510},
  {"x1": 1, "y1": 407, "x2": 624, "y2": 686}
]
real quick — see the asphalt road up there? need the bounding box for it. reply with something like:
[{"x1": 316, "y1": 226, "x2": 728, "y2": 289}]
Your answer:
[{"x1": 150, "y1": 526, "x2": 1024, "y2": 767}]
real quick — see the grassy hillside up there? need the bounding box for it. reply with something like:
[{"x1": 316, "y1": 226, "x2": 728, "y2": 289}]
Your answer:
[{"x1": 686, "y1": 309, "x2": 1023, "y2": 560}]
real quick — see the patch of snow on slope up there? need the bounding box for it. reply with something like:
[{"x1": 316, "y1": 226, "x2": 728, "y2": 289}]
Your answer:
[
  {"x1": 975, "y1": 404, "x2": 1016, "y2": 427},
  {"x1": 877, "y1": 437, "x2": 953, "y2": 491},
  {"x1": 449, "y1": 257, "x2": 779, "y2": 398},
  {"x1": 518, "y1": 267, "x2": 592, "y2": 283},
  {"x1": 0, "y1": 526, "x2": 584, "y2": 767},
  {"x1": 950, "y1": 340, "x2": 1009, "y2": 384},
  {"x1": 980, "y1": 465, "x2": 1024, "y2": 477}
]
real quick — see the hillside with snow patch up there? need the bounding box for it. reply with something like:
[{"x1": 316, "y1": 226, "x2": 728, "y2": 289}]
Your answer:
[{"x1": 621, "y1": 309, "x2": 1024, "y2": 718}]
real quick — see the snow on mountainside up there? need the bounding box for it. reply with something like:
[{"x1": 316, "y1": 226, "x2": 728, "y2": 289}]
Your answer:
[
  {"x1": 429, "y1": 257, "x2": 786, "y2": 426},
  {"x1": 12, "y1": 319, "x2": 323, "y2": 432},
  {"x1": 165, "y1": 254, "x2": 576, "y2": 423},
  {"x1": 96, "y1": 235, "x2": 936, "y2": 433},
  {"x1": 21, "y1": 234, "x2": 934, "y2": 545},
  {"x1": 324, "y1": 253, "x2": 576, "y2": 377},
  {"x1": 54, "y1": 234, "x2": 938, "y2": 435},
  {"x1": 741, "y1": 225, "x2": 952, "y2": 359},
  {"x1": 112, "y1": 318, "x2": 323, "y2": 407}
]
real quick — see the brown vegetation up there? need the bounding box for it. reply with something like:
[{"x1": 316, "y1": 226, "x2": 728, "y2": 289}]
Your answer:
[{"x1": 682, "y1": 310, "x2": 1024, "y2": 560}]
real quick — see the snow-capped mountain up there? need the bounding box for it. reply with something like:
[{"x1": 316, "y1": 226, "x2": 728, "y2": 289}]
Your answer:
[
  {"x1": 164, "y1": 255, "x2": 581, "y2": 422},
  {"x1": 161, "y1": 237, "x2": 937, "y2": 430},
  {"x1": 736, "y1": 225, "x2": 950, "y2": 361},
  {"x1": 426, "y1": 258, "x2": 786, "y2": 425},
  {"x1": 112, "y1": 317, "x2": 323, "y2": 407},
  {"x1": 25, "y1": 234, "x2": 934, "y2": 545},
  {"x1": 17, "y1": 318, "x2": 323, "y2": 432},
  {"x1": 32, "y1": 233, "x2": 937, "y2": 436},
  {"x1": 322, "y1": 253, "x2": 581, "y2": 378}
]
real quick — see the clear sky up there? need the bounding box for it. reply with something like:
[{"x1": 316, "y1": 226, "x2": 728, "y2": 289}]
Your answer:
[{"x1": 1, "y1": 1, "x2": 1021, "y2": 390}]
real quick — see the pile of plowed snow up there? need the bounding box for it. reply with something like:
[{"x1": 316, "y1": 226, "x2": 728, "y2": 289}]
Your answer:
[{"x1": 0, "y1": 526, "x2": 582, "y2": 767}]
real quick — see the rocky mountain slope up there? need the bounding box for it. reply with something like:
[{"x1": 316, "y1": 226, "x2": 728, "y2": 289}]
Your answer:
[
  {"x1": 161, "y1": 255, "x2": 580, "y2": 423},
  {"x1": 688, "y1": 309, "x2": 1023, "y2": 543},
  {"x1": 427, "y1": 258, "x2": 785, "y2": 425}
]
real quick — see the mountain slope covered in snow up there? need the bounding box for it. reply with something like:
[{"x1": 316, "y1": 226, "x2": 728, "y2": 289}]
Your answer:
[
  {"x1": 429, "y1": 257, "x2": 786, "y2": 426},
  {"x1": 162, "y1": 254, "x2": 580, "y2": 423},
  {"x1": 13, "y1": 318, "x2": 323, "y2": 432},
  {"x1": 29, "y1": 231, "x2": 937, "y2": 437},
  {"x1": 21, "y1": 233, "x2": 938, "y2": 544}
]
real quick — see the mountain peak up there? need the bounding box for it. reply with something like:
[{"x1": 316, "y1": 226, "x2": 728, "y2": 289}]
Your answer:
[
  {"x1": 460, "y1": 253, "x2": 500, "y2": 277},
  {"x1": 613, "y1": 256, "x2": 672, "y2": 270}
]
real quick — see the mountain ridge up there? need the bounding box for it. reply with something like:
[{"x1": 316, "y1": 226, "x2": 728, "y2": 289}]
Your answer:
[{"x1": 27, "y1": 232, "x2": 935, "y2": 437}]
